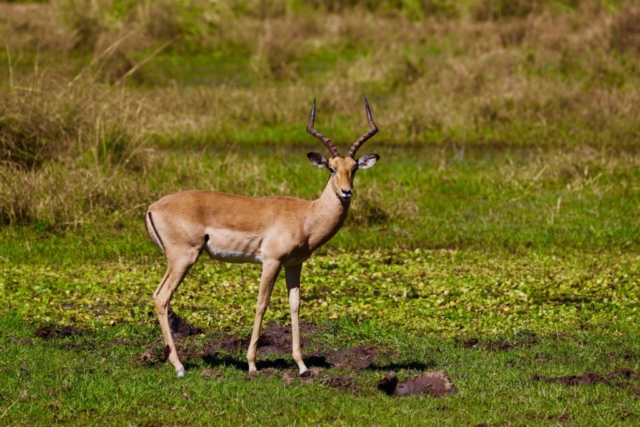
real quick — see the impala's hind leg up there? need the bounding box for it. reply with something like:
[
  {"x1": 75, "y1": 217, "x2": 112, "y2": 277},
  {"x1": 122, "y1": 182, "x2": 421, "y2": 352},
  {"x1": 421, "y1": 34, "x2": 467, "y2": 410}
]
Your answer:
[{"x1": 153, "y1": 249, "x2": 199, "y2": 378}]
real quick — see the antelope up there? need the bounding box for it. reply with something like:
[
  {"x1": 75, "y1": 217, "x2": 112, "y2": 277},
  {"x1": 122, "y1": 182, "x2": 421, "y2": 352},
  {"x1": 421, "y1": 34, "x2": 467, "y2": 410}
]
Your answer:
[{"x1": 145, "y1": 98, "x2": 379, "y2": 378}]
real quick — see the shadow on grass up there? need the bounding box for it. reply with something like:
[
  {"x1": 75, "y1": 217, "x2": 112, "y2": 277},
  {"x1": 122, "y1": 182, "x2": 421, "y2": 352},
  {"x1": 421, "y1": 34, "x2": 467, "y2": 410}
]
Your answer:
[{"x1": 190, "y1": 352, "x2": 435, "y2": 373}]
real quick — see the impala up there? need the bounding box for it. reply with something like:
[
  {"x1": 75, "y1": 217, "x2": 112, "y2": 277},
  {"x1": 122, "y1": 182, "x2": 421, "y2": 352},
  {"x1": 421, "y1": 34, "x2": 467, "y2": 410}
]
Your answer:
[{"x1": 145, "y1": 98, "x2": 379, "y2": 378}]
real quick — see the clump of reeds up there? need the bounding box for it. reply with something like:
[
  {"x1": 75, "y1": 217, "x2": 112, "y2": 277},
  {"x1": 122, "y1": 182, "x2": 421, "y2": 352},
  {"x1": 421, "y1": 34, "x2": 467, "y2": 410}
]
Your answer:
[{"x1": 0, "y1": 72, "x2": 148, "y2": 226}]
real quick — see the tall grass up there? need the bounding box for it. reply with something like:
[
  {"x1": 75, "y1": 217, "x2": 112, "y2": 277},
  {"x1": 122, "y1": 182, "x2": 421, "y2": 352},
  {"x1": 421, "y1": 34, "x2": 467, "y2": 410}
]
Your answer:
[
  {"x1": 0, "y1": 72, "x2": 147, "y2": 226},
  {"x1": 0, "y1": 0, "x2": 638, "y2": 251}
]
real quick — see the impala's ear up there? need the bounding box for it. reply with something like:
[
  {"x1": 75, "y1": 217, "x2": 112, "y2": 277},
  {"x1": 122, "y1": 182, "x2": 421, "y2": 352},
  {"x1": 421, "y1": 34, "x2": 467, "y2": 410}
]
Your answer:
[
  {"x1": 307, "y1": 152, "x2": 329, "y2": 169},
  {"x1": 357, "y1": 154, "x2": 379, "y2": 169}
]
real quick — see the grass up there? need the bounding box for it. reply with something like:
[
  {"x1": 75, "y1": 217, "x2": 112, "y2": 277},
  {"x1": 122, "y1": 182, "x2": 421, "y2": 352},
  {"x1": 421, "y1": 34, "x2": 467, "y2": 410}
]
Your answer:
[
  {"x1": 2, "y1": 248, "x2": 638, "y2": 334},
  {"x1": 0, "y1": 313, "x2": 638, "y2": 425},
  {"x1": 1, "y1": 0, "x2": 639, "y2": 425},
  {"x1": 1, "y1": 146, "x2": 637, "y2": 262}
]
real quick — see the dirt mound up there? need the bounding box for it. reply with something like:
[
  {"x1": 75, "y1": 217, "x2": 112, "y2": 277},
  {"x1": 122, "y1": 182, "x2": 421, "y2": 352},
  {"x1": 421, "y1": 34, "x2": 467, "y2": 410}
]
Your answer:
[
  {"x1": 377, "y1": 371, "x2": 455, "y2": 397},
  {"x1": 35, "y1": 324, "x2": 86, "y2": 339},
  {"x1": 257, "y1": 323, "x2": 315, "y2": 355},
  {"x1": 328, "y1": 345, "x2": 381, "y2": 369}
]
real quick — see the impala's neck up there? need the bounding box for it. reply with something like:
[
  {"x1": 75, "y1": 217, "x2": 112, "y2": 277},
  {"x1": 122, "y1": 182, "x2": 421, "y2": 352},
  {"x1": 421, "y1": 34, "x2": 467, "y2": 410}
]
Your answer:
[{"x1": 308, "y1": 180, "x2": 350, "y2": 251}]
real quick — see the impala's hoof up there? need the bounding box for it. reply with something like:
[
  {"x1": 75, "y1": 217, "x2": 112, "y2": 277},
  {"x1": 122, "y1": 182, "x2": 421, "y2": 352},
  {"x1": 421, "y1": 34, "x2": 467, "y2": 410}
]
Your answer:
[
  {"x1": 177, "y1": 370, "x2": 185, "y2": 378},
  {"x1": 300, "y1": 370, "x2": 310, "y2": 378}
]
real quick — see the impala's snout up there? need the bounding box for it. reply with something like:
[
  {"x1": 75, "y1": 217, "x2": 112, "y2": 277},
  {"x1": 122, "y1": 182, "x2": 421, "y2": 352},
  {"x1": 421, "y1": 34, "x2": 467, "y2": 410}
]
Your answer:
[{"x1": 340, "y1": 189, "x2": 352, "y2": 199}]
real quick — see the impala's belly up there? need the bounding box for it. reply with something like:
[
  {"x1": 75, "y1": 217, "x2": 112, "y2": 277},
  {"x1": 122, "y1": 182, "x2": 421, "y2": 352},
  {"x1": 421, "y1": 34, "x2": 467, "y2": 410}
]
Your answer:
[
  {"x1": 203, "y1": 229, "x2": 263, "y2": 264},
  {"x1": 204, "y1": 244, "x2": 263, "y2": 264}
]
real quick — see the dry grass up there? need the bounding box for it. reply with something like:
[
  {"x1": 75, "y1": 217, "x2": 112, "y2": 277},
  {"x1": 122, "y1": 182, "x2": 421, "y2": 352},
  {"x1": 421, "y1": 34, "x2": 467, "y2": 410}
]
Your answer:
[
  {"x1": 0, "y1": 71, "x2": 148, "y2": 225},
  {"x1": 1, "y1": 0, "x2": 639, "y2": 232}
]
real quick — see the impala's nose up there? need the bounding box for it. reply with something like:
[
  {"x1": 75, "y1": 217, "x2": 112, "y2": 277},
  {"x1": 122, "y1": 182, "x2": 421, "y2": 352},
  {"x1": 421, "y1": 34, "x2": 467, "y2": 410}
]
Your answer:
[{"x1": 340, "y1": 189, "x2": 352, "y2": 199}]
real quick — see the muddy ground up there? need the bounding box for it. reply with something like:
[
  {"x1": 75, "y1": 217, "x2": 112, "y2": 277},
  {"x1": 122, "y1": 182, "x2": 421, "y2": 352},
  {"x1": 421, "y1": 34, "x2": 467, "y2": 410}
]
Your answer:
[
  {"x1": 34, "y1": 316, "x2": 640, "y2": 397},
  {"x1": 135, "y1": 314, "x2": 453, "y2": 396}
]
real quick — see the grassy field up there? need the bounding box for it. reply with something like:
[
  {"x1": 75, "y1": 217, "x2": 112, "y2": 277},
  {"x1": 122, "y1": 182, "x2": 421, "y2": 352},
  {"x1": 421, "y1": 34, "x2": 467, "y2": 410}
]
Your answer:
[{"x1": 1, "y1": 0, "x2": 639, "y2": 425}]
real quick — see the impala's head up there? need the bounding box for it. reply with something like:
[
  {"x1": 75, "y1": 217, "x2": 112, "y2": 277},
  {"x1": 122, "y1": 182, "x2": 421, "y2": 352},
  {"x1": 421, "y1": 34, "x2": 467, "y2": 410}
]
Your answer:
[{"x1": 306, "y1": 98, "x2": 380, "y2": 201}]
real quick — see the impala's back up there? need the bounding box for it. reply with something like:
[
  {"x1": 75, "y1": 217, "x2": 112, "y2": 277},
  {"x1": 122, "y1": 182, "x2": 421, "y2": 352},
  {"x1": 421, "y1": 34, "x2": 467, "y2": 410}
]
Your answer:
[{"x1": 146, "y1": 190, "x2": 315, "y2": 265}]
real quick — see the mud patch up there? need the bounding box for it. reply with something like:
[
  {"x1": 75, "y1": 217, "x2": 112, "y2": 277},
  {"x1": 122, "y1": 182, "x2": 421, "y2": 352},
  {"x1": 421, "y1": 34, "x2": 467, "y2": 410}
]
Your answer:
[
  {"x1": 534, "y1": 370, "x2": 640, "y2": 394},
  {"x1": 35, "y1": 324, "x2": 86, "y2": 339},
  {"x1": 462, "y1": 332, "x2": 538, "y2": 351},
  {"x1": 207, "y1": 335, "x2": 248, "y2": 353},
  {"x1": 321, "y1": 375, "x2": 353, "y2": 389},
  {"x1": 328, "y1": 345, "x2": 381, "y2": 370},
  {"x1": 168, "y1": 308, "x2": 203, "y2": 338},
  {"x1": 377, "y1": 370, "x2": 455, "y2": 397},
  {"x1": 195, "y1": 323, "x2": 317, "y2": 356},
  {"x1": 201, "y1": 369, "x2": 224, "y2": 379},
  {"x1": 462, "y1": 338, "x2": 478, "y2": 349},
  {"x1": 250, "y1": 366, "x2": 355, "y2": 391},
  {"x1": 138, "y1": 340, "x2": 169, "y2": 365},
  {"x1": 534, "y1": 372, "x2": 607, "y2": 386},
  {"x1": 140, "y1": 322, "x2": 434, "y2": 396},
  {"x1": 281, "y1": 371, "x2": 297, "y2": 385},
  {"x1": 259, "y1": 323, "x2": 316, "y2": 355},
  {"x1": 487, "y1": 341, "x2": 512, "y2": 351}
]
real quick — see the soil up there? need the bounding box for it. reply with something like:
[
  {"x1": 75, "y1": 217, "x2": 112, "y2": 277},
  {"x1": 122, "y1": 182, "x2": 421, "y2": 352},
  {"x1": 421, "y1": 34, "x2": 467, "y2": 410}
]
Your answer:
[
  {"x1": 377, "y1": 370, "x2": 455, "y2": 397},
  {"x1": 168, "y1": 308, "x2": 203, "y2": 338},
  {"x1": 34, "y1": 324, "x2": 86, "y2": 339},
  {"x1": 201, "y1": 369, "x2": 224, "y2": 379},
  {"x1": 462, "y1": 338, "x2": 479, "y2": 348},
  {"x1": 140, "y1": 322, "x2": 448, "y2": 395},
  {"x1": 533, "y1": 372, "x2": 607, "y2": 386},
  {"x1": 462, "y1": 332, "x2": 539, "y2": 351},
  {"x1": 533, "y1": 370, "x2": 640, "y2": 394},
  {"x1": 321, "y1": 375, "x2": 353, "y2": 389},
  {"x1": 257, "y1": 323, "x2": 315, "y2": 355},
  {"x1": 328, "y1": 345, "x2": 381, "y2": 370}
]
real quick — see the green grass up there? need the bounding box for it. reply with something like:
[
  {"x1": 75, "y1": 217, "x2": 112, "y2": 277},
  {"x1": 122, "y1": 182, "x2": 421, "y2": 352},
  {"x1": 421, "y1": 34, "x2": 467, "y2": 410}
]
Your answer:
[
  {"x1": 2, "y1": 248, "x2": 638, "y2": 334},
  {"x1": 1, "y1": 313, "x2": 638, "y2": 426},
  {"x1": 1, "y1": 146, "x2": 638, "y2": 263}
]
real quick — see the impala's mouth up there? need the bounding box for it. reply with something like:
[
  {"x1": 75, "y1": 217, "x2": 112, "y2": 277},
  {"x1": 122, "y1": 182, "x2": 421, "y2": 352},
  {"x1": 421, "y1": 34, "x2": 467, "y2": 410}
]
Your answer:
[{"x1": 340, "y1": 190, "x2": 352, "y2": 200}]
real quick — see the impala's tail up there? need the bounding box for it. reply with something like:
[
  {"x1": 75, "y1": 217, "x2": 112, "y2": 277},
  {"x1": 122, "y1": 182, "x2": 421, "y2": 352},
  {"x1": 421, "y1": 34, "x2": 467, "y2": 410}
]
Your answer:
[{"x1": 145, "y1": 211, "x2": 166, "y2": 252}]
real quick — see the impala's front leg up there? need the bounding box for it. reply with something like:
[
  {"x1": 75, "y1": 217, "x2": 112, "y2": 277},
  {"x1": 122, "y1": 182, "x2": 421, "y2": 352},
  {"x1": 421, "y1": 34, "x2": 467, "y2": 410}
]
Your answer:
[
  {"x1": 285, "y1": 264, "x2": 309, "y2": 376},
  {"x1": 247, "y1": 259, "x2": 282, "y2": 372}
]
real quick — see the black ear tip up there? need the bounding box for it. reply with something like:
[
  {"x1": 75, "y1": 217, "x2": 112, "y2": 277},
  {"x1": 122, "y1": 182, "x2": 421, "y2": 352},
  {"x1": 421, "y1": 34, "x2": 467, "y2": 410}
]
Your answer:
[{"x1": 307, "y1": 152, "x2": 314, "y2": 159}]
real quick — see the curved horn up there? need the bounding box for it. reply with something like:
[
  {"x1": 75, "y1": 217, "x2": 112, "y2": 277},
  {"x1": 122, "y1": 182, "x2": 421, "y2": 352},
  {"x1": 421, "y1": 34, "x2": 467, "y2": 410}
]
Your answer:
[
  {"x1": 306, "y1": 98, "x2": 340, "y2": 158},
  {"x1": 347, "y1": 97, "x2": 378, "y2": 158}
]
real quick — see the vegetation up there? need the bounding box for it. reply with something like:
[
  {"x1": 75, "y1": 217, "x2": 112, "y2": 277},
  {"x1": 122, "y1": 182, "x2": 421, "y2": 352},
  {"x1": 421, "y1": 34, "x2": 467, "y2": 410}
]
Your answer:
[{"x1": 0, "y1": 0, "x2": 639, "y2": 425}]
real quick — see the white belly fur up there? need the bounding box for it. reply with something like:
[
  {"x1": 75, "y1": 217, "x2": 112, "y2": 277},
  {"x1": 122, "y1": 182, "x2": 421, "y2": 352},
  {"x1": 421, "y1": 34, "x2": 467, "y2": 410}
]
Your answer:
[{"x1": 204, "y1": 242, "x2": 263, "y2": 264}]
